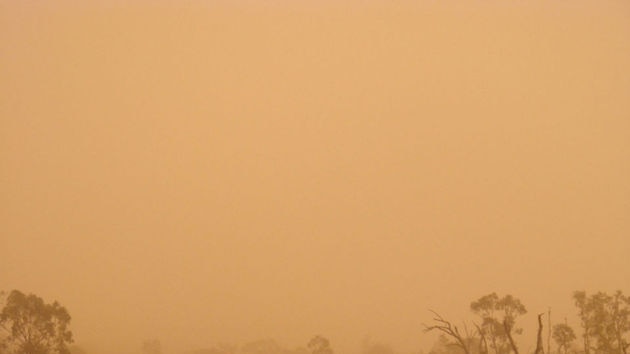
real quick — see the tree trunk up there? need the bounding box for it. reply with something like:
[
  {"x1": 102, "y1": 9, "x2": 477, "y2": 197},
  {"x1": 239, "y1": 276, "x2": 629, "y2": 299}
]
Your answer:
[
  {"x1": 547, "y1": 309, "x2": 551, "y2": 354},
  {"x1": 475, "y1": 324, "x2": 489, "y2": 354},
  {"x1": 584, "y1": 325, "x2": 591, "y2": 354},
  {"x1": 491, "y1": 336, "x2": 499, "y2": 354},
  {"x1": 503, "y1": 319, "x2": 519, "y2": 354}
]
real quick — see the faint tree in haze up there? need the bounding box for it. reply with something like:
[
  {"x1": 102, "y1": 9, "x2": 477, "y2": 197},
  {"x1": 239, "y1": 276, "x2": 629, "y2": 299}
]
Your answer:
[
  {"x1": 240, "y1": 338, "x2": 309, "y2": 354},
  {"x1": 142, "y1": 340, "x2": 161, "y2": 354},
  {"x1": 361, "y1": 338, "x2": 396, "y2": 354},
  {"x1": 286, "y1": 346, "x2": 309, "y2": 354},
  {"x1": 552, "y1": 323, "x2": 576, "y2": 354},
  {"x1": 307, "y1": 336, "x2": 333, "y2": 354},
  {"x1": 470, "y1": 293, "x2": 526, "y2": 354},
  {"x1": 573, "y1": 290, "x2": 630, "y2": 354},
  {"x1": 0, "y1": 290, "x2": 73, "y2": 354},
  {"x1": 241, "y1": 339, "x2": 287, "y2": 354},
  {"x1": 189, "y1": 343, "x2": 237, "y2": 354},
  {"x1": 427, "y1": 334, "x2": 482, "y2": 354}
]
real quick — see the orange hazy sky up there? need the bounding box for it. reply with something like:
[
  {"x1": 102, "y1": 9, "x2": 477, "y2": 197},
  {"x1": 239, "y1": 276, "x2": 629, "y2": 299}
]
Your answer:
[{"x1": 1, "y1": 1, "x2": 629, "y2": 354}]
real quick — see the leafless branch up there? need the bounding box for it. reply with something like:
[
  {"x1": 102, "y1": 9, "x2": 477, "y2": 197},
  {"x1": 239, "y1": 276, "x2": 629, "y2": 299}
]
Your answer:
[{"x1": 423, "y1": 310, "x2": 471, "y2": 354}]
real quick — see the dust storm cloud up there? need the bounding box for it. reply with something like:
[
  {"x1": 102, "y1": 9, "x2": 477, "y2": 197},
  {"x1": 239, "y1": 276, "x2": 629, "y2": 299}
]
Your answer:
[{"x1": 1, "y1": 1, "x2": 629, "y2": 354}]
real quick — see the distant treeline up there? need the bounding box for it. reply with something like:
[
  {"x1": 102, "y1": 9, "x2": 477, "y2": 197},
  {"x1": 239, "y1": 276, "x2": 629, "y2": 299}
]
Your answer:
[{"x1": 1, "y1": 290, "x2": 628, "y2": 354}]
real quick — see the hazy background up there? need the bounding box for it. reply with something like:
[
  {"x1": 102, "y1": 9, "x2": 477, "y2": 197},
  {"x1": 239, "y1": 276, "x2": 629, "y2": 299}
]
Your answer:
[{"x1": 1, "y1": 1, "x2": 629, "y2": 354}]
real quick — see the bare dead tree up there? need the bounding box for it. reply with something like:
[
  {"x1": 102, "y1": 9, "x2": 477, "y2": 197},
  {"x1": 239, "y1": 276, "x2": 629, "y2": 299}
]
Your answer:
[
  {"x1": 547, "y1": 309, "x2": 551, "y2": 354},
  {"x1": 535, "y1": 313, "x2": 545, "y2": 354},
  {"x1": 423, "y1": 310, "x2": 472, "y2": 354}
]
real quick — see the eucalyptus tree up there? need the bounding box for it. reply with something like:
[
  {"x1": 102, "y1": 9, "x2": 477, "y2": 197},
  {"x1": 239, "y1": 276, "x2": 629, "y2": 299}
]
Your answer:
[
  {"x1": 573, "y1": 290, "x2": 630, "y2": 354},
  {"x1": 0, "y1": 290, "x2": 73, "y2": 354},
  {"x1": 470, "y1": 293, "x2": 526, "y2": 354},
  {"x1": 552, "y1": 323, "x2": 576, "y2": 354}
]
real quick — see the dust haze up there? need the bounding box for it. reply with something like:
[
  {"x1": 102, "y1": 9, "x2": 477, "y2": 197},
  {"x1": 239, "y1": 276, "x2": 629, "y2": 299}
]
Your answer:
[{"x1": 1, "y1": 1, "x2": 629, "y2": 354}]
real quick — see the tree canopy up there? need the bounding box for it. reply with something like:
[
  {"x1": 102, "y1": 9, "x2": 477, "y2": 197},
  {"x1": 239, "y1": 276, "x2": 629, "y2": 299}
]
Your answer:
[
  {"x1": 573, "y1": 290, "x2": 630, "y2": 354},
  {"x1": 470, "y1": 293, "x2": 526, "y2": 354},
  {"x1": 0, "y1": 290, "x2": 73, "y2": 354},
  {"x1": 308, "y1": 336, "x2": 333, "y2": 354}
]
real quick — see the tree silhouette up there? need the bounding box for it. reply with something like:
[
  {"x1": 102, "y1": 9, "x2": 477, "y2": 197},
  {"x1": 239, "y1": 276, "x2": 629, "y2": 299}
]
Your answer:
[
  {"x1": 470, "y1": 293, "x2": 526, "y2": 354},
  {"x1": 552, "y1": 323, "x2": 576, "y2": 354},
  {"x1": 308, "y1": 336, "x2": 333, "y2": 354},
  {"x1": 0, "y1": 290, "x2": 73, "y2": 354},
  {"x1": 573, "y1": 290, "x2": 630, "y2": 354}
]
